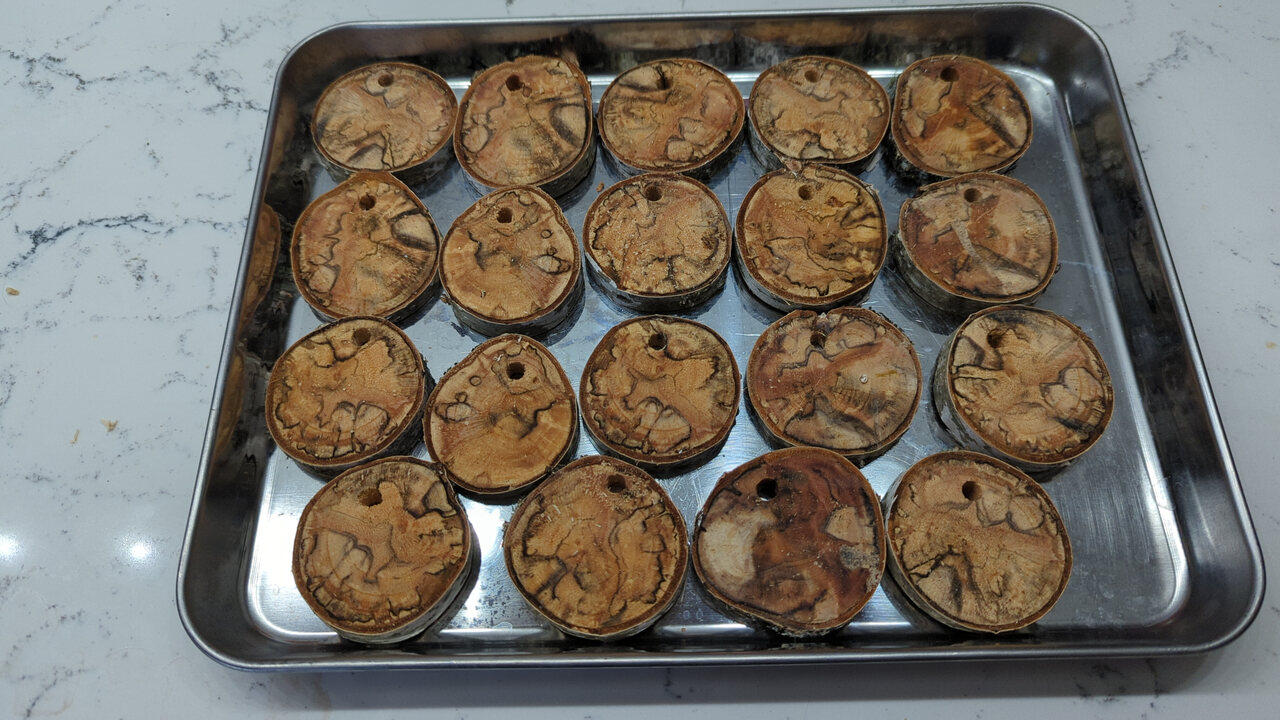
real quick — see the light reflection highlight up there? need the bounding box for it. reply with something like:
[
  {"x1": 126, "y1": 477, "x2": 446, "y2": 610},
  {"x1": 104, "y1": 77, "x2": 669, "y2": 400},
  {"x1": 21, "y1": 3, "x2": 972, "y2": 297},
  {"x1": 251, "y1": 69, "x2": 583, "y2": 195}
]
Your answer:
[{"x1": 0, "y1": 534, "x2": 19, "y2": 560}]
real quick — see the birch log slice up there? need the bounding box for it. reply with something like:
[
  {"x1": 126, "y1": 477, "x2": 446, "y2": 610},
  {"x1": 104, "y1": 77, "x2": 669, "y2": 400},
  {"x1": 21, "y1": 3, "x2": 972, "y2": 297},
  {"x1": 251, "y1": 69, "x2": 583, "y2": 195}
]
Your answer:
[
  {"x1": 293, "y1": 457, "x2": 472, "y2": 644},
  {"x1": 736, "y1": 164, "x2": 887, "y2": 311},
  {"x1": 692, "y1": 447, "x2": 885, "y2": 637},
  {"x1": 747, "y1": 307, "x2": 921, "y2": 461},
  {"x1": 884, "y1": 451, "x2": 1071, "y2": 632},
  {"x1": 748, "y1": 56, "x2": 889, "y2": 171},
  {"x1": 895, "y1": 173, "x2": 1057, "y2": 313},
  {"x1": 424, "y1": 335, "x2": 577, "y2": 498},
  {"x1": 583, "y1": 173, "x2": 731, "y2": 312},
  {"x1": 291, "y1": 172, "x2": 441, "y2": 322},
  {"x1": 311, "y1": 62, "x2": 456, "y2": 180},
  {"x1": 934, "y1": 305, "x2": 1113, "y2": 470},
  {"x1": 580, "y1": 316, "x2": 739, "y2": 471},
  {"x1": 440, "y1": 186, "x2": 581, "y2": 336},
  {"x1": 266, "y1": 317, "x2": 428, "y2": 473},
  {"x1": 503, "y1": 455, "x2": 688, "y2": 640},
  {"x1": 891, "y1": 55, "x2": 1032, "y2": 177},
  {"x1": 454, "y1": 55, "x2": 594, "y2": 196},
  {"x1": 597, "y1": 58, "x2": 744, "y2": 176}
]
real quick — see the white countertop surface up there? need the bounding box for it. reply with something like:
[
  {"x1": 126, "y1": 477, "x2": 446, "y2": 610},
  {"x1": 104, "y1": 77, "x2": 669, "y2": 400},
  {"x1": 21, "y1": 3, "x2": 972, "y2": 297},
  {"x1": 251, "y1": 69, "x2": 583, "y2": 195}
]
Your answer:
[{"x1": 2, "y1": 0, "x2": 1276, "y2": 717}]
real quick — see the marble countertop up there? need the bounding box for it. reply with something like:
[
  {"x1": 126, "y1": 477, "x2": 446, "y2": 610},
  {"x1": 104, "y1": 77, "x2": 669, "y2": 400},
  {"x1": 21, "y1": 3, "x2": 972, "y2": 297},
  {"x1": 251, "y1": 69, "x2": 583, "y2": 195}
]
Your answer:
[{"x1": 2, "y1": 0, "x2": 1275, "y2": 716}]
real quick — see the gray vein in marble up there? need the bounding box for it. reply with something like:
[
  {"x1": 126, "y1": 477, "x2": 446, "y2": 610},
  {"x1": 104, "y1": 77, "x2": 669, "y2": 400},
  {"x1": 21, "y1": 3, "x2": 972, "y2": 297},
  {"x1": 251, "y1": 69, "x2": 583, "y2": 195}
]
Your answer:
[{"x1": 1133, "y1": 31, "x2": 1220, "y2": 88}]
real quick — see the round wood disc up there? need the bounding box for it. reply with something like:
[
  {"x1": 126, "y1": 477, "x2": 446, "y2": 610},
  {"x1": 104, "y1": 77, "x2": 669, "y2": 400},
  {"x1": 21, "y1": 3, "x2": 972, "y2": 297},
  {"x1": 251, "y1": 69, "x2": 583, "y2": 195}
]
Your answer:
[
  {"x1": 692, "y1": 447, "x2": 886, "y2": 637},
  {"x1": 885, "y1": 451, "x2": 1071, "y2": 633},
  {"x1": 440, "y1": 186, "x2": 581, "y2": 336},
  {"x1": 935, "y1": 305, "x2": 1113, "y2": 469},
  {"x1": 583, "y1": 173, "x2": 731, "y2": 311},
  {"x1": 455, "y1": 55, "x2": 594, "y2": 195},
  {"x1": 748, "y1": 55, "x2": 889, "y2": 169},
  {"x1": 895, "y1": 173, "x2": 1057, "y2": 313},
  {"x1": 580, "y1": 316, "x2": 739, "y2": 470},
  {"x1": 425, "y1": 334, "x2": 577, "y2": 498},
  {"x1": 736, "y1": 164, "x2": 887, "y2": 311},
  {"x1": 293, "y1": 456, "x2": 472, "y2": 644},
  {"x1": 291, "y1": 172, "x2": 441, "y2": 321},
  {"x1": 747, "y1": 307, "x2": 921, "y2": 460},
  {"x1": 598, "y1": 58, "x2": 744, "y2": 174},
  {"x1": 311, "y1": 62, "x2": 457, "y2": 176},
  {"x1": 891, "y1": 55, "x2": 1032, "y2": 177},
  {"x1": 503, "y1": 455, "x2": 688, "y2": 640},
  {"x1": 266, "y1": 316, "x2": 427, "y2": 472}
]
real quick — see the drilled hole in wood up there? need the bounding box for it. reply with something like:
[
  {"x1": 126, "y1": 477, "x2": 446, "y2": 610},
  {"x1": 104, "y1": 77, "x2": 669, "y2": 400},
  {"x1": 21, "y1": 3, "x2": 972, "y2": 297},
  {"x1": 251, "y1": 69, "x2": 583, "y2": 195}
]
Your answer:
[
  {"x1": 606, "y1": 474, "x2": 627, "y2": 493},
  {"x1": 358, "y1": 194, "x2": 376, "y2": 210},
  {"x1": 964, "y1": 188, "x2": 981, "y2": 203},
  {"x1": 377, "y1": 73, "x2": 394, "y2": 87},
  {"x1": 797, "y1": 185, "x2": 813, "y2": 201},
  {"x1": 352, "y1": 328, "x2": 372, "y2": 346},
  {"x1": 358, "y1": 487, "x2": 382, "y2": 506},
  {"x1": 505, "y1": 74, "x2": 522, "y2": 92},
  {"x1": 648, "y1": 332, "x2": 667, "y2": 351},
  {"x1": 940, "y1": 66, "x2": 959, "y2": 82},
  {"x1": 756, "y1": 478, "x2": 778, "y2": 501},
  {"x1": 962, "y1": 481, "x2": 980, "y2": 501},
  {"x1": 506, "y1": 361, "x2": 525, "y2": 380},
  {"x1": 496, "y1": 207, "x2": 513, "y2": 223},
  {"x1": 643, "y1": 185, "x2": 663, "y2": 202},
  {"x1": 803, "y1": 68, "x2": 819, "y2": 83},
  {"x1": 810, "y1": 331, "x2": 826, "y2": 348}
]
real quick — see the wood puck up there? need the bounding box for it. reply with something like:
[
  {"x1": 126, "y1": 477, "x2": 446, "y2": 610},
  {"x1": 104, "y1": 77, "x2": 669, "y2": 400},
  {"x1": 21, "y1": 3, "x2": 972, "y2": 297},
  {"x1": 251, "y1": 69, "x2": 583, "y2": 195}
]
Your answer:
[
  {"x1": 310, "y1": 62, "x2": 457, "y2": 183},
  {"x1": 884, "y1": 450, "x2": 1071, "y2": 633},
  {"x1": 290, "y1": 172, "x2": 441, "y2": 322},
  {"x1": 691, "y1": 447, "x2": 886, "y2": 637},
  {"x1": 503, "y1": 455, "x2": 688, "y2": 640},
  {"x1": 736, "y1": 164, "x2": 888, "y2": 311},
  {"x1": 894, "y1": 172, "x2": 1057, "y2": 314},
  {"x1": 424, "y1": 335, "x2": 577, "y2": 499},
  {"x1": 580, "y1": 316, "x2": 739, "y2": 472},
  {"x1": 934, "y1": 305, "x2": 1113, "y2": 470},
  {"x1": 293, "y1": 456, "x2": 473, "y2": 644},
  {"x1": 266, "y1": 316, "x2": 428, "y2": 474},
  {"x1": 597, "y1": 57, "x2": 744, "y2": 177},
  {"x1": 440, "y1": 186, "x2": 581, "y2": 336},
  {"x1": 583, "y1": 173, "x2": 731, "y2": 312},
  {"x1": 747, "y1": 307, "x2": 921, "y2": 462},
  {"x1": 748, "y1": 55, "x2": 889, "y2": 171},
  {"x1": 891, "y1": 55, "x2": 1032, "y2": 178},
  {"x1": 455, "y1": 55, "x2": 594, "y2": 197}
]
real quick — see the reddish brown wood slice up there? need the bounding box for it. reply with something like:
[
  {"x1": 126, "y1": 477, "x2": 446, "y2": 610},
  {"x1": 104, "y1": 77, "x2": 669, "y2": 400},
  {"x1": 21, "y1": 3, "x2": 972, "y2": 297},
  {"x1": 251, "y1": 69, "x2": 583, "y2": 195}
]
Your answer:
[
  {"x1": 584, "y1": 173, "x2": 731, "y2": 311},
  {"x1": 293, "y1": 457, "x2": 472, "y2": 643},
  {"x1": 896, "y1": 173, "x2": 1057, "y2": 313},
  {"x1": 425, "y1": 335, "x2": 577, "y2": 498},
  {"x1": 503, "y1": 455, "x2": 688, "y2": 639},
  {"x1": 291, "y1": 172, "x2": 440, "y2": 321},
  {"x1": 692, "y1": 447, "x2": 885, "y2": 636},
  {"x1": 935, "y1": 305, "x2": 1113, "y2": 469},
  {"x1": 440, "y1": 186, "x2": 581, "y2": 335},
  {"x1": 311, "y1": 62, "x2": 457, "y2": 176},
  {"x1": 580, "y1": 316, "x2": 739, "y2": 469},
  {"x1": 749, "y1": 55, "x2": 889, "y2": 168},
  {"x1": 885, "y1": 451, "x2": 1071, "y2": 632},
  {"x1": 266, "y1": 317, "x2": 426, "y2": 472},
  {"x1": 455, "y1": 55, "x2": 594, "y2": 195},
  {"x1": 598, "y1": 58, "x2": 744, "y2": 174},
  {"x1": 747, "y1": 307, "x2": 920, "y2": 460},
  {"x1": 736, "y1": 164, "x2": 887, "y2": 310},
  {"x1": 891, "y1": 55, "x2": 1032, "y2": 177}
]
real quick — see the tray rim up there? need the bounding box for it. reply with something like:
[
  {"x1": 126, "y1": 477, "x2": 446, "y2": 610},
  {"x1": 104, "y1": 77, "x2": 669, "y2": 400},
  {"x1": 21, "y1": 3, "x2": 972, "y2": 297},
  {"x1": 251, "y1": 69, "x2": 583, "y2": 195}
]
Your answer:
[{"x1": 176, "y1": 2, "x2": 1266, "y2": 672}]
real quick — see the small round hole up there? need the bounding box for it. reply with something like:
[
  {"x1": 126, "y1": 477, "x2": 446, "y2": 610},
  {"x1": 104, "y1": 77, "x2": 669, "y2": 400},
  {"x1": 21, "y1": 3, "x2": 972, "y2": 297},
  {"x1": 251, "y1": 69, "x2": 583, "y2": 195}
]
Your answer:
[
  {"x1": 496, "y1": 207, "x2": 513, "y2": 223},
  {"x1": 352, "y1": 328, "x2": 372, "y2": 346},
  {"x1": 505, "y1": 74, "x2": 522, "y2": 92},
  {"x1": 810, "y1": 331, "x2": 826, "y2": 348},
  {"x1": 963, "y1": 188, "x2": 981, "y2": 203},
  {"x1": 377, "y1": 73, "x2": 394, "y2": 87},
  {"x1": 797, "y1": 185, "x2": 813, "y2": 201},
  {"x1": 643, "y1": 185, "x2": 663, "y2": 202},
  {"x1": 607, "y1": 474, "x2": 627, "y2": 494},
  {"x1": 358, "y1": 194, "x2": 376, "y2": 211},
  {"x1": 756, "y1": 478, "x2": 778, "y2": 501},
  {"x1": 940, "y1": 66, "x2": 959, "y2": 82},
  {"x1": 803, "y1": 68, "x2": 819, "y2": 83},
  {"x1": 648, "y1": 332, "x2": 667, "y2": 351},
  {"x1": 506, "y1": 361, "x2": 525, "y2": 380},
  {"x1": 986, "y1": 329, "x2": 1005, "y2": 348},
  {"x1": 358, "y1": 487, "x2": 382, "y2": 506},
  {"x1": 961, "y1": 481, "x2": 979, "y2": 501},
  {"x1": 655, "y1": 74, "x2": 670, "y2": 91}
]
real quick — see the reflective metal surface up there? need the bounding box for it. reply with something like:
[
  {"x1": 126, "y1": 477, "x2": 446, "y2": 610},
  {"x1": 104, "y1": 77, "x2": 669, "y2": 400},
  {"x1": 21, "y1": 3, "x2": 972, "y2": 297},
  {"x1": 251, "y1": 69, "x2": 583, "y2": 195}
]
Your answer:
[{"x1": 178, "y1": 5, "x2": 1264, "y2": 670}]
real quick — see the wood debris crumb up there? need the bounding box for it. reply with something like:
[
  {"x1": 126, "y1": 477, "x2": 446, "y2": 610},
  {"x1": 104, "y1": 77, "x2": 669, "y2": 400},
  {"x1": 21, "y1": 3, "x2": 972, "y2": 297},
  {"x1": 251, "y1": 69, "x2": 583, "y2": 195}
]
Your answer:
[
  {"x1": 4, "y1": 287, "x2": 17, "y2": 296},
  {"x1": 101, "y1": 420, "x2": 118, "y2": 432}
]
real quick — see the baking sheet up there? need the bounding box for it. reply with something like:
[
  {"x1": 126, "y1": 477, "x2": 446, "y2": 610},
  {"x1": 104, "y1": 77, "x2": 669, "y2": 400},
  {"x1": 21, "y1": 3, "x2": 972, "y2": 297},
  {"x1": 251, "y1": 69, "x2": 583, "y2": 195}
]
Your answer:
[{"x1": 178, "y1": 5, "x2": 1264, "y2": 670}]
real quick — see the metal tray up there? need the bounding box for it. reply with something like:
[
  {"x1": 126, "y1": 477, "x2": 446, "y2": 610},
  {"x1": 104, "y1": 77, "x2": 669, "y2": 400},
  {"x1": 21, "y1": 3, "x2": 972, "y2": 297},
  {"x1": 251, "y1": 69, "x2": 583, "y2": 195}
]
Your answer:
[{"x1": 178, "y1": 5, "x2": 1264, "y2": 670}]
